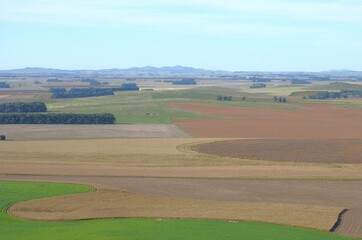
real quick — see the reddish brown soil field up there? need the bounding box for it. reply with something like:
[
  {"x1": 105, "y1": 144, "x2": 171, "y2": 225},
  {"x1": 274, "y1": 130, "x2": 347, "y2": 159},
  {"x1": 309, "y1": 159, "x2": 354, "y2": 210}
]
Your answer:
[
  {"x1": 195, "y1": 139, "x2": 362, "y2": 164},
  {"x1": 169, "y1": 102, "x2": 362, "y2": 139}
]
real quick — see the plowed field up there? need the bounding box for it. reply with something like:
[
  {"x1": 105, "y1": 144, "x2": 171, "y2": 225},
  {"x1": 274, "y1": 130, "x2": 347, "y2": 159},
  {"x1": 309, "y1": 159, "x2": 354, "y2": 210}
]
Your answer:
[
  {"x1": 169, "y1": 102, "x2": 362, "y2": 138},
  {"x1": 195, "y1": 139, "x2": 362, "y2": 164}
]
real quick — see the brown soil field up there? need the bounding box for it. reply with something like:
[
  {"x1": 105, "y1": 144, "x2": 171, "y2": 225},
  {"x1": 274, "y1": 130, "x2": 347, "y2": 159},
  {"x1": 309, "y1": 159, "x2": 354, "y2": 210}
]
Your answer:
[
  {"x1": 335, "y1": 209, "x2": 362, "y2": 238},
  {"x1": 169, "y1": 102, "x2": 362, "y2": 138},
  {"x1": 1, "y1": 137, "x2": 361, "y2": 237},
  {"x1": 3, "y1": 175, "x2": 361, "y2": 208},
  {"x1": 0, "y1": 138, "x2": 362, "y2": 180},
  {"x1": 1, "y1": 138, "x2": 361, "y2": 179},
  {"x1": 195, "y1": 139, "x2": 362, "y2": 164},
  {"x1": 0, "y1": 124, "x2": 187, "y2": 140},
  {"x1": 9, "y1": 189, "x2": 341, "y2": 232}
]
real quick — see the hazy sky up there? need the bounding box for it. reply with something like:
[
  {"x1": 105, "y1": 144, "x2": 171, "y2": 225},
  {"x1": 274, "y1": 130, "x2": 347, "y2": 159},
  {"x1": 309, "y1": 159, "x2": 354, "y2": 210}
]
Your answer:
[{"x1": 0, "y1": 0, "x2": 361, "y2": 71}]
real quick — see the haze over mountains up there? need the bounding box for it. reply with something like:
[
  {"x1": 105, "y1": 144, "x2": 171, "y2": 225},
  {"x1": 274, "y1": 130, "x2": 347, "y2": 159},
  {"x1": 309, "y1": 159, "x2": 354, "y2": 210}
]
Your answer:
[
  {"x1": 0, "y1": 66, "x2": 361, "y2": 79},
  {"x1": 0, "y1": 66, "x2": 222, "y2": 77}
]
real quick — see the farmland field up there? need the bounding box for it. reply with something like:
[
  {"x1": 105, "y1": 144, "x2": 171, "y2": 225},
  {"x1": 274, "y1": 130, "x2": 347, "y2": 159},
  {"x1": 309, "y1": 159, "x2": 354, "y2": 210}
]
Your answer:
[
  {"x1": 1, "y1": 181, "x2": 356, "y2": 240},
  {"x1": 0, "y1": 124, "x2": 187, "y2": 140},
  {"x1": 1, "y1": 138, "x2": 361, "y2": 179},
  {"x1": 195, "y1": 139, "x2": 362, "y2": 163},
  {"x1": 0, "y1": 81, "x2": 361, "y2": 239},
  {"x1": 169, "y1": 102, "x2": 362, "y2": 138}
]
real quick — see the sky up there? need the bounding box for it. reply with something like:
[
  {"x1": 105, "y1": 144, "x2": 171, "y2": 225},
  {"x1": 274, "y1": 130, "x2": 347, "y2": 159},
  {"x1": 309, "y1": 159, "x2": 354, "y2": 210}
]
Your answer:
[{"x1": 0, "y1": 0, "x2": 361, "y2": 71}]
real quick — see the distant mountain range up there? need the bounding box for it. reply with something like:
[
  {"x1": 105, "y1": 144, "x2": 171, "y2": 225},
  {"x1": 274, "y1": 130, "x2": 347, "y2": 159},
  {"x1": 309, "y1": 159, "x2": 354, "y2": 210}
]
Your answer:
[
  {"x1": 0, "y1": 66, "x2": 226, "y2": 77},
  {"x1": 0, "y1": 66, "x2": 361, "y2": 79}
]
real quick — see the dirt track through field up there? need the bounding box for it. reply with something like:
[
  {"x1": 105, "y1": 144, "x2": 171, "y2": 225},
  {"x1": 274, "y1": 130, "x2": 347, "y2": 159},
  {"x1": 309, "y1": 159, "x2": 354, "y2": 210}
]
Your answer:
[
  {"x1": 1, "y1": 175, "x2": 361, "y2": 237},
  {"x1": 195, "y1": 139, "x2": 362, "y2": 164},
  {"x1": 169, "y1": 102, "x2": 362, "y2": 138},
  {"x1": 0, "y1": 124, "x2": 187, "y2": 139}
]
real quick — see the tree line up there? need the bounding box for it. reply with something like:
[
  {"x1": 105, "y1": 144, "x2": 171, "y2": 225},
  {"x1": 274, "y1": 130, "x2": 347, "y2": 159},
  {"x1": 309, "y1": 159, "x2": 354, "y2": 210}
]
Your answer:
[
  {"x1": 116, "y1": 83, "x2": 140, "y2": 91},
  {"x1": 172, "y1": 79, "x2": 197, "y2": 85},
  {"x1": 0, "y1": 102, "x2": 47, "y2": 112},
  {"x1": 0, "y1": 113, "x2": 115, "y2": 124},
  {"x1": 0, "y1": 82, "x2": 10, "y2": 88},
  {"x1": 273, "y1": 96, "x2": 287, "y2": 102},
  {"x1": 51, "y1": 88, "x2": 114, "y2": 98},
  {"x1": 50, "y1": 83, "x2": 139, "y2": 98},
  {"x1": 250, "y1": 83, "x2": 266, "y2": 88},
  {"x1": 217, "y1": 95, "x2": 233, "y2": 101},
  {"x1": 304, "y1": 91, "x2": 356, "y2": 99}
]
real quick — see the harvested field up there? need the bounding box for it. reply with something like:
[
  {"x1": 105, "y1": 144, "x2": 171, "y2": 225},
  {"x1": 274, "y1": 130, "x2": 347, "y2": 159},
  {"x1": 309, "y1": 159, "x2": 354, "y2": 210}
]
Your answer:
[
  {"x1": 2, "y1": 175, "x2": 361, "y2": 208},
  {"x1": 2, "y1": 175, "x2": 362, "y2": 236},
  {"x1": 1, "y1": 181, "x2": 352, "y2": 240},
  {"x1": 0, "y1": 138, "x2": 362, "y2": 179},
  {"x1": 195, "y1": 139, "x2": 362, "y2": 164},
  {"x1": 0, "y1": 90, "x2": 51, "y2": 101},
  {"x1": 335, "y1": 209, "x2": 362, "y2": 239},
  {"x1": 9, "y1": 189, "x2": 341, "y2": 232},
  {"x1": 169, "y1": 102, "x2": 362, "y2": 138},
  {"x1": 0, "y1": 124, "x2": 187, "y2": 140}
]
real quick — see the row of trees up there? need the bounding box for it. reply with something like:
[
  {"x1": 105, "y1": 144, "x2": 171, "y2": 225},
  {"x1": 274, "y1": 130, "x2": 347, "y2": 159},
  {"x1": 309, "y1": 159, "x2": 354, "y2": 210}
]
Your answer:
[
  {"x1": 306, "y1": 91, "x2": 349, "y2": 99},
  {"x1": 217, "y1": 95, "x2": 233, "y2": 101},
  {"x1": 291, "y1": 79, "x2": 311, "y2": 84},
  {"x1": 0, "y1": 102, "x2": 47, "y2": 112},
  {"x1": 273, "y1": 96, "x2": 287, "y2": 102},
  {"x1": 0, "y1": 113, "x2": 115, "y2": 124},
  {"x1": 51, "y1": 88, "x2": 114, "y2": 98},
  {"x1": 250, "y1": 83, "x2": 266, "y2": 88},
  {"x1": 50, "y1": 83, "x2": 139, "y2": 98},
  {"x1": 47, "y1": 78, "x2": 64, "y2": 83},
  {"x1": 115, "y1": 83, "x2": 139, "y2": 91},
  {"x1": 81, "y1": 78, "x2": 103, "y2": 86},
  {"x1": 0, "y1": 82, "x2": 10, "y2": 88},
  {"x1": 172, "y1": 78, "x2": 197, "y2": 85}
]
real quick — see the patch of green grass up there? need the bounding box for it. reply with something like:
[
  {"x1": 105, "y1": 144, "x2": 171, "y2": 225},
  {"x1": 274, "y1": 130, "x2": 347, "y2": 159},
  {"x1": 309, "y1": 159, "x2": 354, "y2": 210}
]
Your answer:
[
  {"x1": 151, "y1": 87, "x2": 302, "y2": 110},
  {"x1": 44, "y1": 88, "x2": 302, "y2": 124},
  {"x1": 46, "y1": 91, "x2": 208, "y2": 124},
  {"x1": 0, "y1": 181, "x2": 356, "y2": 240},
  {"x1": 240, "y1": 85, "x2": 309, "y2": 96},
  {"x1": 308, "y1": 82, "x2": 362, "y2": 91}
]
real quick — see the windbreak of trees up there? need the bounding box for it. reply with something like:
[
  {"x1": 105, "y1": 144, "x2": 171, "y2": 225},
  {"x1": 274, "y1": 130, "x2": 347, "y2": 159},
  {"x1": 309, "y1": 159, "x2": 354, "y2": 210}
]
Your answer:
[
  {"x1": 114, "y1": 83, "x2": 140, "y2": 91},
  {"x1": 0, "y1": 113, "x2": 115, "y2": 124},
  {"x1": 49, "y1": 87, "x2": 66, "y2": 94},
  {"x1": 250, "y1": 83, "x2": 266, "y2": 88},
  {"x1": 172, "y1": 78, "x2": 197, "y2": 85},
  {"x1": 217, "y1": 95, "x2": 233, "y2": 101},
  {"x1": 0, "y1": 102, "x2": 47, "y2": 113},
  {"x1": 291, "y1": 79, "x2": 311, "y2": 84},
  {"x1": 273, "y1": 96, "x2": 287, "y2": 103},
  {"x1": 0, "y1": 82, "x2": 11, "y2": 88},
  {"x1": 306, "y1": 91, "x2": 349, "y2": 99},
  {"x1": 251, "y1": 78, "x2": 272, "y2": 83},
  {"x1": 81, "y1": 78, "x2": 102, "y2": 86},
  {"x1": 340, "y1": 90, "x2": 362, "y2": 97},
  {"x1": 51, "y1": 88, "x2": 114, "y2": 98},
  {"x1": 47, "y1": 78, "x2": 64, "y2": 83}
]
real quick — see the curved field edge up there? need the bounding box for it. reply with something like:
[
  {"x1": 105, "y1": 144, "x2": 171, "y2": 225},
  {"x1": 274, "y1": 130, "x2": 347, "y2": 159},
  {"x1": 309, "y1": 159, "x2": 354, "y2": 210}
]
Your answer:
[{"x1": 0, "y1": 181, "x2": 358, "y2": 240}]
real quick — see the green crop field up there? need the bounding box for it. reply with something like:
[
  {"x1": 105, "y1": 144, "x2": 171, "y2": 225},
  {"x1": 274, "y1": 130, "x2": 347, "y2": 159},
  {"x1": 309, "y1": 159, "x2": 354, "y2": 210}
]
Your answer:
[
  {"x1": 308, "y1": 83, "x2": 362, "y2": 91},
  {"x1": 0, "y1": 181, "x2": 357, "y2": 240},
  {"x1": 44, "y1": 87, "x2": 301, "y2": 124},
  {"x1": 240, "y1": 85, "x2": 309, "y2": 96}
]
